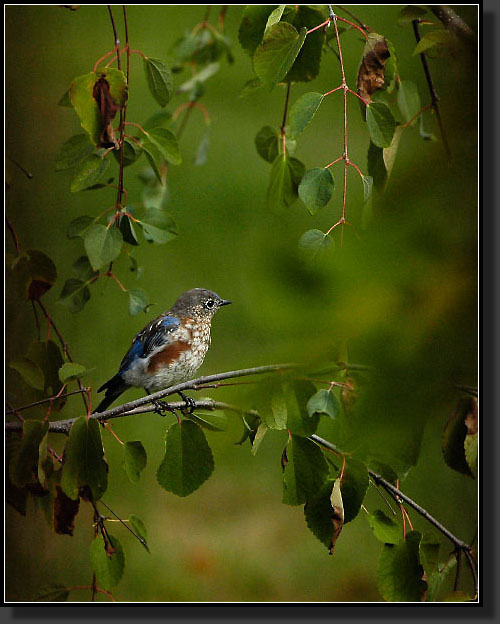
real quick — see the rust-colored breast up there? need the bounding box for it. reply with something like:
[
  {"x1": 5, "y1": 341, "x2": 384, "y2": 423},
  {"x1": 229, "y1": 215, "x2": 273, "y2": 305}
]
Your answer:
[{"x1": 147, "y1": 341, "x2": 191, "y2": 372}]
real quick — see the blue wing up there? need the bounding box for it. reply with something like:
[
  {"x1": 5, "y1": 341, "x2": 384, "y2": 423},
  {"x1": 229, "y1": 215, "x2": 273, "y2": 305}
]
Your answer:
[{"x1": 119, "y1": 315, "x2": 180, "y2": 373}]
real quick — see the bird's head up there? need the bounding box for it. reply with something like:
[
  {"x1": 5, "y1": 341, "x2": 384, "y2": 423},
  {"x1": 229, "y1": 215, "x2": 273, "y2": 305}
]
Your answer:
[{"x1": 170, "y1": 288, "x2": 232, "y2": 320}]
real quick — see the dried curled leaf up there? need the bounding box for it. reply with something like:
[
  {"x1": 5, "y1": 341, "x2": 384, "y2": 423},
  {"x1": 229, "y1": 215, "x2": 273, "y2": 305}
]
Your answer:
[
  {"x1": 93, "y1": 77, "x2": 120, "y2": 148},
  {"x1": 357, "y1": 34, "x2": 391, "y2": 104}
]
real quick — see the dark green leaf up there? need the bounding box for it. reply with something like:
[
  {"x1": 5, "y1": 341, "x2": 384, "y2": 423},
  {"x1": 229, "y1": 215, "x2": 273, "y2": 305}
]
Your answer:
[
  {"x1": 304, "y1": 477, "x2": 336, "y2": 548},
  {"x1": 34, "y1": 584, "x2": 70, "y2": 602},
  {"x1": 298, "y1": 229, "x2": 333, "y2": 258},
  {"x1": 27, "y1": 340, "x2": 65, "y2": 398},
  {"x1": 83, "y1": 224, "x2": 123, "y2": 270},
  {"x1": 186, "y1": 410, "x2": 228, "y2": 432},
  {"x1": 67, "y1": 215, "x2": 94, "y2": 239},
  {"x1": 58, "y1": 278, "x2": 91, "y2": 313},
  {"x1": 144, "y1": 57, "x2": 174, "y2": 107},
  {"x1": 90, "y1": 534, "x2": 125, "y2": 591},
  {"x1": 10, "y1": 250, "x2": 57, "y2": 301},
  {"x1": 306, "y1": 389, "x2": 339, "y2": 420},
  {"x1": 397, "y1": 80, "x2": 421, "y2": 125},
  {"x1": 72, "y1": 255, "x2": 98, "y2": 281},
  {"x1": 156, "y1": 420, "x2": 214, "y2": 497},
  {"x1": 426, "y1": 559, "x2": 456, "y2": 602},
  {"x1": 58, "y1": 90, "x2": 72, "y2": 106},
  {"x1": 9, "y1": 420, "x2": 49, "y2": 488},
  {"x1": 119, "y1": 214, "x2": 139, "y2": 246},
  {"x1": 138, "y1": 207, "x2": 177, "y2": 244},
  {"x1": 286, "y1": 6, "x2": 326, "y2": 83},
  {"x1": 255, "y1": 126, "x2": 279, "y2": 163},
  {"x1": 60, "y1": 416, "x2": 108, "y2": 501},
  {"x1": 285, "y1": 380, "x2": 319, "y2": 436},
  {"x1": 367, "y1": 509, "x2": 401, "y2": 544},
  {"x1": 58, "y1": 362, "x2": 87, "y2": 383},
  {"x1": 70, "y1": 153, "x2": 110, "y2": 192},
  {"x1": 282, "y1": 435, "x2": 329, "y2": 505},
  {"x1": 420, "y1": 534, "x2": 441, "y2": 577},
  {"x1": 144, "y1": 109, "x2": 172, "y2": 130},
  {"x1": 9, "y1": 357, "x2": 45, "y2": 391},
  {"x1": 366, "y1": 102, "x2": 397, "y2": 148},
  {"x1": 289, "y1": 92, "x2": 324, "y2": 139},
  {"x1": 377, "y1": 531, "x2": 427, "y2": 601},
  {"x1": 123, "y1": 441, "x2": 147, "y2": 483},
  {"x1": 298, "y1": 168, "x2": 334, "y2": 214},
  {"x1": 253, "y1": 22, "x2": 307, "y2": 88},
  {"x1": 239, "y1": 5, "x2": 278, "y2": 56},
  {"x1": 6, "y1": 438, "x2": 28, "y2": 515},
  {"x1": 128, "y1": 289, "x2": 150, "y2": 316},
  {"x1": 341, "y1": 458, "x2": 369, "y2": 523},
  {"x1": 128, "y1": 515, "x2": 150, "y2": 552},
  {"x1": 55, "y1": 134, "x2": 95, "y2": 171},
  {"x1": 442, "y1": 397, "x2": 476, "y2": 477},
  {"x1": 397, "y1": 6, "x2": 428, "y2": 24},
  {"x1": 113, "y1": 137, "x2": 143, "y2": 167}
]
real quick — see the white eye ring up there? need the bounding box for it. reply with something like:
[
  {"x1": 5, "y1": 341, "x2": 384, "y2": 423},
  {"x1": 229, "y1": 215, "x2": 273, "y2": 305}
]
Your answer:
[{"x1": 205, "y1": 299, "x2": 215, "y2": 309}]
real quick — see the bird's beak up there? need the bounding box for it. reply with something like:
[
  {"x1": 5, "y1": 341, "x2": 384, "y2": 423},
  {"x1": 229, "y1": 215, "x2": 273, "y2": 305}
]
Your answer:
[{"x1": 219, "y1": 299, "x2": 232, "y2": 307}]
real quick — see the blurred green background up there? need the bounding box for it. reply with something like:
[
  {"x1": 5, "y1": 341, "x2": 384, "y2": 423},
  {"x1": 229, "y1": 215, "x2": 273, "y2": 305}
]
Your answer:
[{"x1": 6, "y1": 5, "x2": 478, "y2": 602}]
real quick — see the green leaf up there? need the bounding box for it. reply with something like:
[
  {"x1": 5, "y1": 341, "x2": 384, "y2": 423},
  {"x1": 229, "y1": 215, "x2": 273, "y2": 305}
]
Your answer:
[
  {"x1": 119, "y1": 214, "x2": 139, "y2": 246},
  {"x1": 306, "y1": 389, "x2": 339, "y2": 420},
  {"x1": 251, "y1": 422, "x2": 269, "y2": 456},
  {"x1": 177, "y1": 62, "x2": 221, "y2": 94},
  {"x1": 266, "y1": 154, "x2": 304, "y2": 211},
  {"x1": 9, "y1": 357, "x2": 45, "y2": 391},
  {"x1": 442, "y1": 397, "x2": 476, "y2": 477},
  {"x1": 367, "y1": 126, "x2": 404, "y2": 192},
  {"x1": 83, "y1": 224, "x2": 123, "y2": 270},
  {"x1": 156, "y1": 420, "x2": 214, "y2": 497},
  {"x1": 70, "y1": 153, "x2": 110, "y2": 192},
  {"x1": 413, "y1": 30, "x2": 454, "y2": 55},
  {"x1": 58, "y1": 278, "x2": 91, "y2": 313},
  {"x1": 34, "y1": 584, "x2": 70, "y2": 602},
  {"x1": 58, "y1": 90, "x2": 72, "y2": 107},
  {"x1": 264, "y1": 6, "x2": 286, "y2": 34},
  {"x1": 194, "y1": 129, "x2": 210, "y2": 166},
  {"x1": 128, "y1": 515, "x2": 150, "y2": 552},
  {"x1": 255, "y1": 126, "x2": 279, "y2": 163},
  {"x1": 67, "y1": 215, "x2": 94, "y2": 239},
  {"x1": 298, "y1": 167, "x2": 335, "y2": 215},
  {"x1": 9, "y1": 420, "x2": 49, "y2": 488},
  {"x1": 253, "y1": 22, "x2": 307, "y2": 88},
  {"x1": 144, "y1": 57, "x2": 174, "y2": 107},
  {"x1": 426, "y1": 559, "x2": 456, "y2": 602},
  {"x1": 239, "y1": 5, "x2": 279, "y2": 56},
  {"x1": 341, "y1": 458, "x2": 369, "y2": 523},
  {"x1": 397, "y1": 6, "x2": 428, "y2": 24},
  {"x1": 282, "y1": 435, "x2": 329, "y2": 506},
  {"x1": 128, "y1": 288, "x2": 150, "y2": 316},
  {"x1": 90, "y1": 534, "x2": 125, "y2": 591},
  {"x1": 304, "y1": 478, "x2": 336, "y2": 548},
  {"x1": 298, "y1": 229, "x2": 333, "y2": 259},
  {"x1": 10, "y1": 249, "x2": 58, "y2": 301},
  {"x1": 58, "y1": 362, "x2": 87, "y2": 383},
  {"x1": 377, "y1": 531, "x2": 427, "y2": 602},
  {"x1": 397, "y1": 80, "x2": 421, "y2": 125},
  {"x1": 464, "y1": 432, "x2": 478, "y2": 479},
  {"x1": 141, "y1": 139, "x2": 166, "y2": 184},
  {"x1": 60, "y1": 416, "x2": 108, "y2": 501},
  {"x1": 71, "y1": 255, "x2": 96, "y2": 279},
  {"x1": 186, "y1": 410, "x2": 228, "y2": 432},
  {"x1": 123, "y1": 441, "x2": 147, "y2": 483},
  {"x1": 146, "y1": 127, "x2": 182, "y2": 165},
  {"x1": 289, "y1": 92, "x2": 324, "y2": 139},
  {"x1": 366, "y1": 102, "x2": 397, "y2": 148},
  {"x1": 138, "y1": 207, "x2": 177, "y2": 244},
  {"x1": 367, "y1": 509, "x2": 401, "y2": 544},
  {"x1": 144, "y1": 109, "x2": 172, "y2": 131},
  {"x1": 420, "y1": 534, "x2": 441, "y2": 577},
  {"x1": 55, "y1": 134, "x2": 95, "y2": 171}
]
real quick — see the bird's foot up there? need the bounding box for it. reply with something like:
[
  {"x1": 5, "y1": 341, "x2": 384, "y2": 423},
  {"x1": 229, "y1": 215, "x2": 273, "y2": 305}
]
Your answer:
[
  {"x1": 153, "y1": 400, "x2": 176, "y2": 417},
  {"x1": 178, "y1": 391, "x2": 196, "y2": 414}
]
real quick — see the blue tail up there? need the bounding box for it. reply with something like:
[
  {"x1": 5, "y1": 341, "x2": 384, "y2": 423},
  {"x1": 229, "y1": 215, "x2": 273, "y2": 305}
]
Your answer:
[{"x1": 95, "y1": 374, "x2": 130, "y2": 413}]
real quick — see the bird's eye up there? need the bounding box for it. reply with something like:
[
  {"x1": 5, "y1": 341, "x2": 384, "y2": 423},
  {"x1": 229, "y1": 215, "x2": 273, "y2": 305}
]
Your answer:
[{"x1": 205, "y1": 299, "x2": 215, "y2": 309}]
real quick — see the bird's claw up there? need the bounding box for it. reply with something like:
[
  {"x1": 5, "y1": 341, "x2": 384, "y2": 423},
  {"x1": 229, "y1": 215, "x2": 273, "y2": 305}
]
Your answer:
[
  {"x1": 178, "y1": 391, "x2": 196, "y2": 415},
  {"x1": 153, "y1": 400, "x2": 175, "y2": 417}
]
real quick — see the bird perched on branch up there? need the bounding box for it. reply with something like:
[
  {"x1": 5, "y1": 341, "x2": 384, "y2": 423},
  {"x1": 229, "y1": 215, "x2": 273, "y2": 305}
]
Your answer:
[{"x1": 95, "y1": 288, "x2": 231, "y2": 413}]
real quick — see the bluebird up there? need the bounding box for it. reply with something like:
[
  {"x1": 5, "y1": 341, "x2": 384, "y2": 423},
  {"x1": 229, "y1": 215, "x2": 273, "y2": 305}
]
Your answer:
[{"x1": 94, "y1": 288, "x2": 231, "y2": 413}]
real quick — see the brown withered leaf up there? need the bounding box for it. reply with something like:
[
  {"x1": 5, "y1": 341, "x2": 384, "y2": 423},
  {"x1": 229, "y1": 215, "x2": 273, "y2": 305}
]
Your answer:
[
  {"x1": 464, "y1": 398, "x2": 478, "y2": 435},
  {"x1": 328, "y1": 478, "x2": 344, "y2": 555},
  {"x1": 357, "y1": 34, "x2": 391, "y2": 104},
  {"x1": 93, "y1": 76, "x2": 120, "y2": 149},
  {"x1": 280, "y1": 445, "x2": 289, "y2": 472},
  {"x1": 54, "y1": 484, "x2": 80, "y2": 535}
]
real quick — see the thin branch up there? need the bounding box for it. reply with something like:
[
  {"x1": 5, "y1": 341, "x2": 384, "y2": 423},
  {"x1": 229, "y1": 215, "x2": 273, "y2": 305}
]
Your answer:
[
  {"x1": 5, "y1": 364, "x2": 296, "y2": 434},
  {"x1": 412, "y1": 19, "x2": 452, "y2": 162},
  {"x1": 428, "y1": 6, "x2": 476, "y2": 45},
  {"x1": 6, "y1": 388, "x2": 91, "y2": 415}
]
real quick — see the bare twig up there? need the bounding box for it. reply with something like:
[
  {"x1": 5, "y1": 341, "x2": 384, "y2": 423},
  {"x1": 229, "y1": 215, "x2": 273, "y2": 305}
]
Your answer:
[{"x1": 428, "y1": 6, "x2": 476, "y2": 45}]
